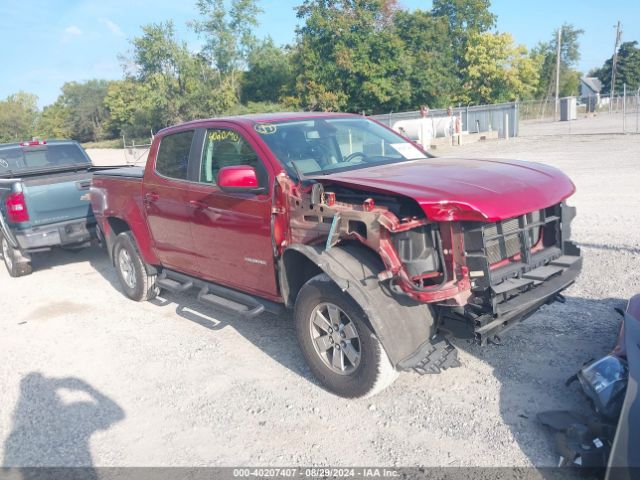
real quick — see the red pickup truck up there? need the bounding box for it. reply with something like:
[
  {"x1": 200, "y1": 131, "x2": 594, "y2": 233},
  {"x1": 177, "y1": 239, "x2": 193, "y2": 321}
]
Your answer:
[{"x1": 91, "y1": 112, "x2": 582, "y2": 397}]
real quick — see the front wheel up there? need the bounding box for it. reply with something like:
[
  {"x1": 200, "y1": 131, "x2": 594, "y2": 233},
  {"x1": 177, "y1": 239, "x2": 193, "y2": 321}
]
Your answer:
[
  {"x1": 113, "y1": 231, "x2": 158, "y2": 301},
  {"x1": 1, "y1": 233, "x2": 32, "y2": 277},
  {"x1": 294, "y1": 274, "x2": 398, "y2": 398}
]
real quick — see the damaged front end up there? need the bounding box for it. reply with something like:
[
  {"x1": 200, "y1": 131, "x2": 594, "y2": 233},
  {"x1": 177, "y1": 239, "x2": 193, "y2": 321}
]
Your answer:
[{"x1": 274, "y1": 173, "x2": 582, "y2": 354}]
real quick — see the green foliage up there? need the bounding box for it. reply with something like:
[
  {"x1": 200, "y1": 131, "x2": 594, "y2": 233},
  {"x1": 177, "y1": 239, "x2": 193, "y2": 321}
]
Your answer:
[
  {"x1": 463, "y1": 32, "x2": 541, "y2": 104},
  {"x1": 34, "y1": 101, "x2": 71, "y2": 140},
  {"x1": 432, "y1": 0, "x2": 496, "y2": 68},
  {"x1": 393, "y1": 9, "x2": 459, "y2": 109},
  {"x1": 532, "y1": 24, "x2": 584, "y2": 98},
  {"x1": 242, "y1": 38, "x2": 294, "y2": 103},
  {"x1": 294, "y1": 0, "x2": 412, "y2": 114},
  {"x1": 5, "y1": 0, "x2": 588, "y2": 143},
  {"x1": 595, "y1": 41, "x2": 640, "y2": 94},
  {"x1": 191, "y1": 0, "x2": 262, "y2": 98},
  {"x1": 117, "y1": 21, "x2": 238, "y2": 136},
  {"x1": 0, "y1": 92, "x2": 39, "y2": 143},
  {"x1": 58, "y1": 80, "x2": 112, "y2": 142}
]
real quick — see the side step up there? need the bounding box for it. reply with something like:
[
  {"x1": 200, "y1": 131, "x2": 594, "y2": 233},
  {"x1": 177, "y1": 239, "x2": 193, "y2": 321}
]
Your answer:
[
  {"x1": 197, "y1": 287, "x2": 264, "y2": 317},
  {"x1": 157, "y1": 269, "x2": 270, "y2": 318},
  {"x1": 156, "y1": 272, "x2": 193, "y2": 292}
]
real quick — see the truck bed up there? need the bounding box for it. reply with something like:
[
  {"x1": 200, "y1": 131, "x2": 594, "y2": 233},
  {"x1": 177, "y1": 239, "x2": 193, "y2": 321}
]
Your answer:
[{"x1": 93, "y1": 166, "x2": 144, "y2": 178}]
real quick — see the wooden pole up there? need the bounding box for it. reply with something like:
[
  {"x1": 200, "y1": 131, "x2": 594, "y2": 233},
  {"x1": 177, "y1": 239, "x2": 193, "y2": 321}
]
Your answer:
[
  {"x1": 610, "y1": 21, "x2": 622, "y2": 113},
  {"x1": 555, "y1": 28, "x2": 562, "y2": 121}
]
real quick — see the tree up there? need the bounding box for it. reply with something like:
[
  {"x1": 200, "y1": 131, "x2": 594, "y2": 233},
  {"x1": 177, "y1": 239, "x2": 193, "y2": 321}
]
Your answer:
[
  {"x1": 432, "y1": 0, "x2": 496, "y2": 67},
  {"x1": 242, "y1": 38, "x2": 294, "y2": 103},
  {"x1": 463, "y1": 32, "x2": 540, "y2": 104},
  {"x1": 294, "y1": 0, "x2": 411, "y2": 113},
  {"x1": 35, "y1": 101, "x2": 71, "y2": 139},
  {"x1": 393, "y1": 9, "x2": 460, "y2": 109},
  {"x1": 532, "y1": 24, "x2": 584, "y2": 98},
  {"x1": 57, "y1": 80, "x2": 112, "y2": 142},
  {"x1": 190, "y1": 0, "x2": 262, "y2": 97},
  {"x1": 595, "y1": 41, "x2": 640, "y2": 94},
  {"x1": 126, "y1": 21, "x2": 237, "y2": 132},
  {"x1": 0, "y1": 92, "x2": 39, "y2": 143}
]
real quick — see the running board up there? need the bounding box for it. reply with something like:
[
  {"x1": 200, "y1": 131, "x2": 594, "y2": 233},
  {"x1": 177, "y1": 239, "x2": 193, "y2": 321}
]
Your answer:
[
  {"x1": 197, "y1": 287, "x2": 264, "y2": 317},
  {"x1": 157, "y1": 272, "x2": 193, "y2": 292},
  {"x1": 157, "y1": 269, "x2": 277, "y2": 318}
]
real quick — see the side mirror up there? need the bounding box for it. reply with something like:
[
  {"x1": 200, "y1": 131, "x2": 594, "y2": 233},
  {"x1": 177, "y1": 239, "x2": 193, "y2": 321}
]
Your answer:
[{"x1": 217, "y1": 165, "x2": 265, "y2": 194}]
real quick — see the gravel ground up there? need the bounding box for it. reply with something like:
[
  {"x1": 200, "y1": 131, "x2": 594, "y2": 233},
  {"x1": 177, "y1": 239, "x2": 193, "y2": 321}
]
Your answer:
[{"x1": 1, "y1": 118, "x2": 639, "y2": 469}]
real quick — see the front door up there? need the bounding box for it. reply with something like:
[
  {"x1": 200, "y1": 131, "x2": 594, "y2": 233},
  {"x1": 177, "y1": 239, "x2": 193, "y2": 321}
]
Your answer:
[
  {"x1": 143, "y1": 129, "x2": 199, "y2": 275},
  {"x1": 187, "y1": 125, "x2": 278, "y2": 298}
]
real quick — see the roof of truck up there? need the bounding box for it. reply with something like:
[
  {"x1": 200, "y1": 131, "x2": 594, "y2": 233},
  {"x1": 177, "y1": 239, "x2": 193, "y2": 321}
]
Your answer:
[
  {"x1": 0, "y1": 139, "x2": 78, "y2": 149},
  {"x1": 156, "y1": 112, "x2": 362, "y2": 136}
]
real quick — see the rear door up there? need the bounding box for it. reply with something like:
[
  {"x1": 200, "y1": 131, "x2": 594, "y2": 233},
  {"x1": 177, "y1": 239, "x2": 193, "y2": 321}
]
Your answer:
[
  {"x1": 142, "y1": 129, "x2": 200, "y2": 274},
  {"x1": 187, "y1": 123, "x2": 278, "y2": 298}
]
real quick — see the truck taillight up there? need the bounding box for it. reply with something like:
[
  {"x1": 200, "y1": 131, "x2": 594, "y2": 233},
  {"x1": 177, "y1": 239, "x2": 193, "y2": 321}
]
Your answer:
[
  {"x1": 5, "y1": 192, "x2": 29, "y2": 223},
  {"x1": 20, "y1": 140, "x2": 46, "y2": 147}
]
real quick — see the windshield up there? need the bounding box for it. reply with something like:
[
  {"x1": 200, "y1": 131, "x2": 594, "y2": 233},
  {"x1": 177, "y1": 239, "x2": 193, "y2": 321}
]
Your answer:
[
  {"x1": 255, "y1": 117, "x2": 428, "y2": 177},
  {"x1": 0, "y1": 143, "x2": 91, "y2": 174}
]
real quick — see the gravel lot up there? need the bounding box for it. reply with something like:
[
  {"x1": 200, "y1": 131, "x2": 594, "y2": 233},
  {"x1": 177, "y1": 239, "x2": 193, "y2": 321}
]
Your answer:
[{"x1": 1, "y1": 116, "x2": 639, "y2": 469}]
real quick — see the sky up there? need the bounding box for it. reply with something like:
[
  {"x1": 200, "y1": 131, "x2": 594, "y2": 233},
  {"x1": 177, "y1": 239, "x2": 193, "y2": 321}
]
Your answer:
[{"x1": 1, "y1": 0, "x2": 638, "y2": 108}]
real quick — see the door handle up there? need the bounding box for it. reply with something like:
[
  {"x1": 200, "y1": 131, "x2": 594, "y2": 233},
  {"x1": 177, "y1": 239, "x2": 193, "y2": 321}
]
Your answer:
[
  {"x1": 189, "y1": 200, "x2": 208, "y2": 210},
  {"x1": 144, "y1": 192, "x2": 160, "y2": 204}
]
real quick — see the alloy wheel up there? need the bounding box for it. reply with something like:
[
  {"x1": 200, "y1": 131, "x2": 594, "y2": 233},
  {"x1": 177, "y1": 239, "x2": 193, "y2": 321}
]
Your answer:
[{"x1": 309, "y1": 302, "x2": 361, "y2": 375}]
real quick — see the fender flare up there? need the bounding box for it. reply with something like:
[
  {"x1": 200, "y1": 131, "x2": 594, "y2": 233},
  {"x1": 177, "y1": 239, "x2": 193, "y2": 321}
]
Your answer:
[{"x1": 282, "y1": 243, "x2": 436, "y2": 367}]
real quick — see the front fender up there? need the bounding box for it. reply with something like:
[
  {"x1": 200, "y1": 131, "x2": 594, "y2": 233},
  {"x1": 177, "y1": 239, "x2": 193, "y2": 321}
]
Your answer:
[{"x1": 282, "y1": 244, "x2": 436, "y2": 367}]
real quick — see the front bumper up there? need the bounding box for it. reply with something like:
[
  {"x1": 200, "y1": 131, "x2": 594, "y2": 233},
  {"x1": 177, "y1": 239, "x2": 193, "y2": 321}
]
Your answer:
[
  {"x1": 14, "y1": 218, "x2": 95, "y2": 252},
  {"x1": 439, "y1": 252, "x2": 582, "y2": 344}
]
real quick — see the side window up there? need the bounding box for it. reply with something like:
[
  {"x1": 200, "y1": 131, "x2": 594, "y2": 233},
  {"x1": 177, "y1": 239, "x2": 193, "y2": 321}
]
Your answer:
[
  {"x1": 200, "y1": 128, "x2": 266, "y2": 186},
  {"x1": 156, "y1": 130, "x2": 195, "y2": 180}
]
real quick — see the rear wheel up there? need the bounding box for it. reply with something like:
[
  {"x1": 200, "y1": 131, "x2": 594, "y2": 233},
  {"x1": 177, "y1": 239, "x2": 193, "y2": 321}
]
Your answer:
[
  {"x1": 113, "y1": 231, "x2": 158, "y2": 301},
  {"x1": 294, "y1": 273, "x2": 397, "y2": 398},
  {"x1": 1, "y1": 233, "x2": 32, "y2": 277}
]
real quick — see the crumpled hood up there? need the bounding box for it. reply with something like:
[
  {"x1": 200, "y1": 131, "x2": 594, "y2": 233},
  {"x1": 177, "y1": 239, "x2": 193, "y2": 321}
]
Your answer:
[{"x1": 313, "y1": 157, "x2": 576, "y2": 222}]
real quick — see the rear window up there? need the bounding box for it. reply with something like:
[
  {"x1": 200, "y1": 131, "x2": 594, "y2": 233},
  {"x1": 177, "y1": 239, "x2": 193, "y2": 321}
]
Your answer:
[
  {"x1": 0, "y1": 144, "x2": 90, "y2": 174},
  {"x1": 155, "y1": 130, "x2": 195, "y2": 180}
]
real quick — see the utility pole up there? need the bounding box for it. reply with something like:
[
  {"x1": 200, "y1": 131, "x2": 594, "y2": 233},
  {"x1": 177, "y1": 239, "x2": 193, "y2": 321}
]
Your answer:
[
  {"x1": 610, "y1": 21, "x2": 622, "y2": 112},
  {"x1": 554, "y1": 28, "x2": 562, "y2": 121}
]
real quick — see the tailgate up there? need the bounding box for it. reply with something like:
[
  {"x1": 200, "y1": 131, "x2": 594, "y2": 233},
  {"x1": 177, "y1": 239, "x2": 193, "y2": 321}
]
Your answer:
[{"x1": 21, "y1": 172, "x2": 94, "y2": 227}]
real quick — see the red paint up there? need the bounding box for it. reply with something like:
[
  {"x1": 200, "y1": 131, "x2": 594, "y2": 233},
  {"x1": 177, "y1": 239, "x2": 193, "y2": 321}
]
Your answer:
[
  {"x1": 314, "y1": 157, "x2": 575, "y2": 222},
  {"x1": 218, "y1": 165, "x2": 258, "y2": 189},
  {"x1": 91, "y1": 112, "x2": 577, "y2": 307}
]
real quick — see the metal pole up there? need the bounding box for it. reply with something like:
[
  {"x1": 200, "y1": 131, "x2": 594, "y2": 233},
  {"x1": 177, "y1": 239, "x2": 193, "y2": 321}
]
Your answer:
[
  {"x1": 555, "y1": 28, "x2": 562, "y2": 121},
  {"x1": 505, "y1": 113, "x2": 510, "y2": 141},
  {"x1": 623, "y1": 83, "x2": 626, "y2": 133}
]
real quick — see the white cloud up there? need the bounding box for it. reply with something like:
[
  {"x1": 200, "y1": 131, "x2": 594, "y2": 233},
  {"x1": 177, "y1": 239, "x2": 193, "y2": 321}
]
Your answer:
[
  {"x1": 62, "y1": 25, "x2": 82, "y2": 43},
  {"x1": 64, "y1": 25, "x2": 82, "y2": 36},
  {"x1": 99, "y1": 18, "x2": 124, "y2": 37}
]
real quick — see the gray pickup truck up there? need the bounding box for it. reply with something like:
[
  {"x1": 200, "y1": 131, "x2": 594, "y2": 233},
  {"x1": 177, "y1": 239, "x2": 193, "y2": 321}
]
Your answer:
[{"x1": 0, "y1": 140, "x2": 117, "y2": 277}]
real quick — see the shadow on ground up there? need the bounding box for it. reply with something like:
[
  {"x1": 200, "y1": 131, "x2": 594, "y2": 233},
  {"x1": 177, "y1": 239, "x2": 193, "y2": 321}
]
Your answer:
[
  {"x1": 62, "y1": 246, "x2": 626, "y2": 469},
  {"x1": 453, "y1": 295, "x2": 624, "y2": 473},
  {"x1": 2, "y1": 373, "x2": 124, "y2": 479}
]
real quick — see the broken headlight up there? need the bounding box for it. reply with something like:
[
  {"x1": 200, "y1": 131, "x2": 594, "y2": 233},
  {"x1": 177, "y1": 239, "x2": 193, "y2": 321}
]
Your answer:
[{"x1": 577, "y1": 355, "x2": 628, "y2": 420}]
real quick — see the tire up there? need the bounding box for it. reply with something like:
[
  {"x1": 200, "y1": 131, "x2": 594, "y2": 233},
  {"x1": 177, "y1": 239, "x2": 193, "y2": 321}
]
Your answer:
[
  {"x1": 294, "y1": 273, "x2": 398, "y2": 398},
  {"x1": 1, "y1": 233, "x2": 32, "y2": 277},
  {"x1": 113, "y1": 231, "x2": 158, "y2": 302}
]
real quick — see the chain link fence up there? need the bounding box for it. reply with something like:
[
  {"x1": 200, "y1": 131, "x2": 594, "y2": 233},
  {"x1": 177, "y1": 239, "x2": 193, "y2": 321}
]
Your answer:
[
  {"x1": 518, "y1": 90, "x2": 640, "y2": 136},
  {"x1": 369, "y1": 102, "x2": 518, "y2": 148}
]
